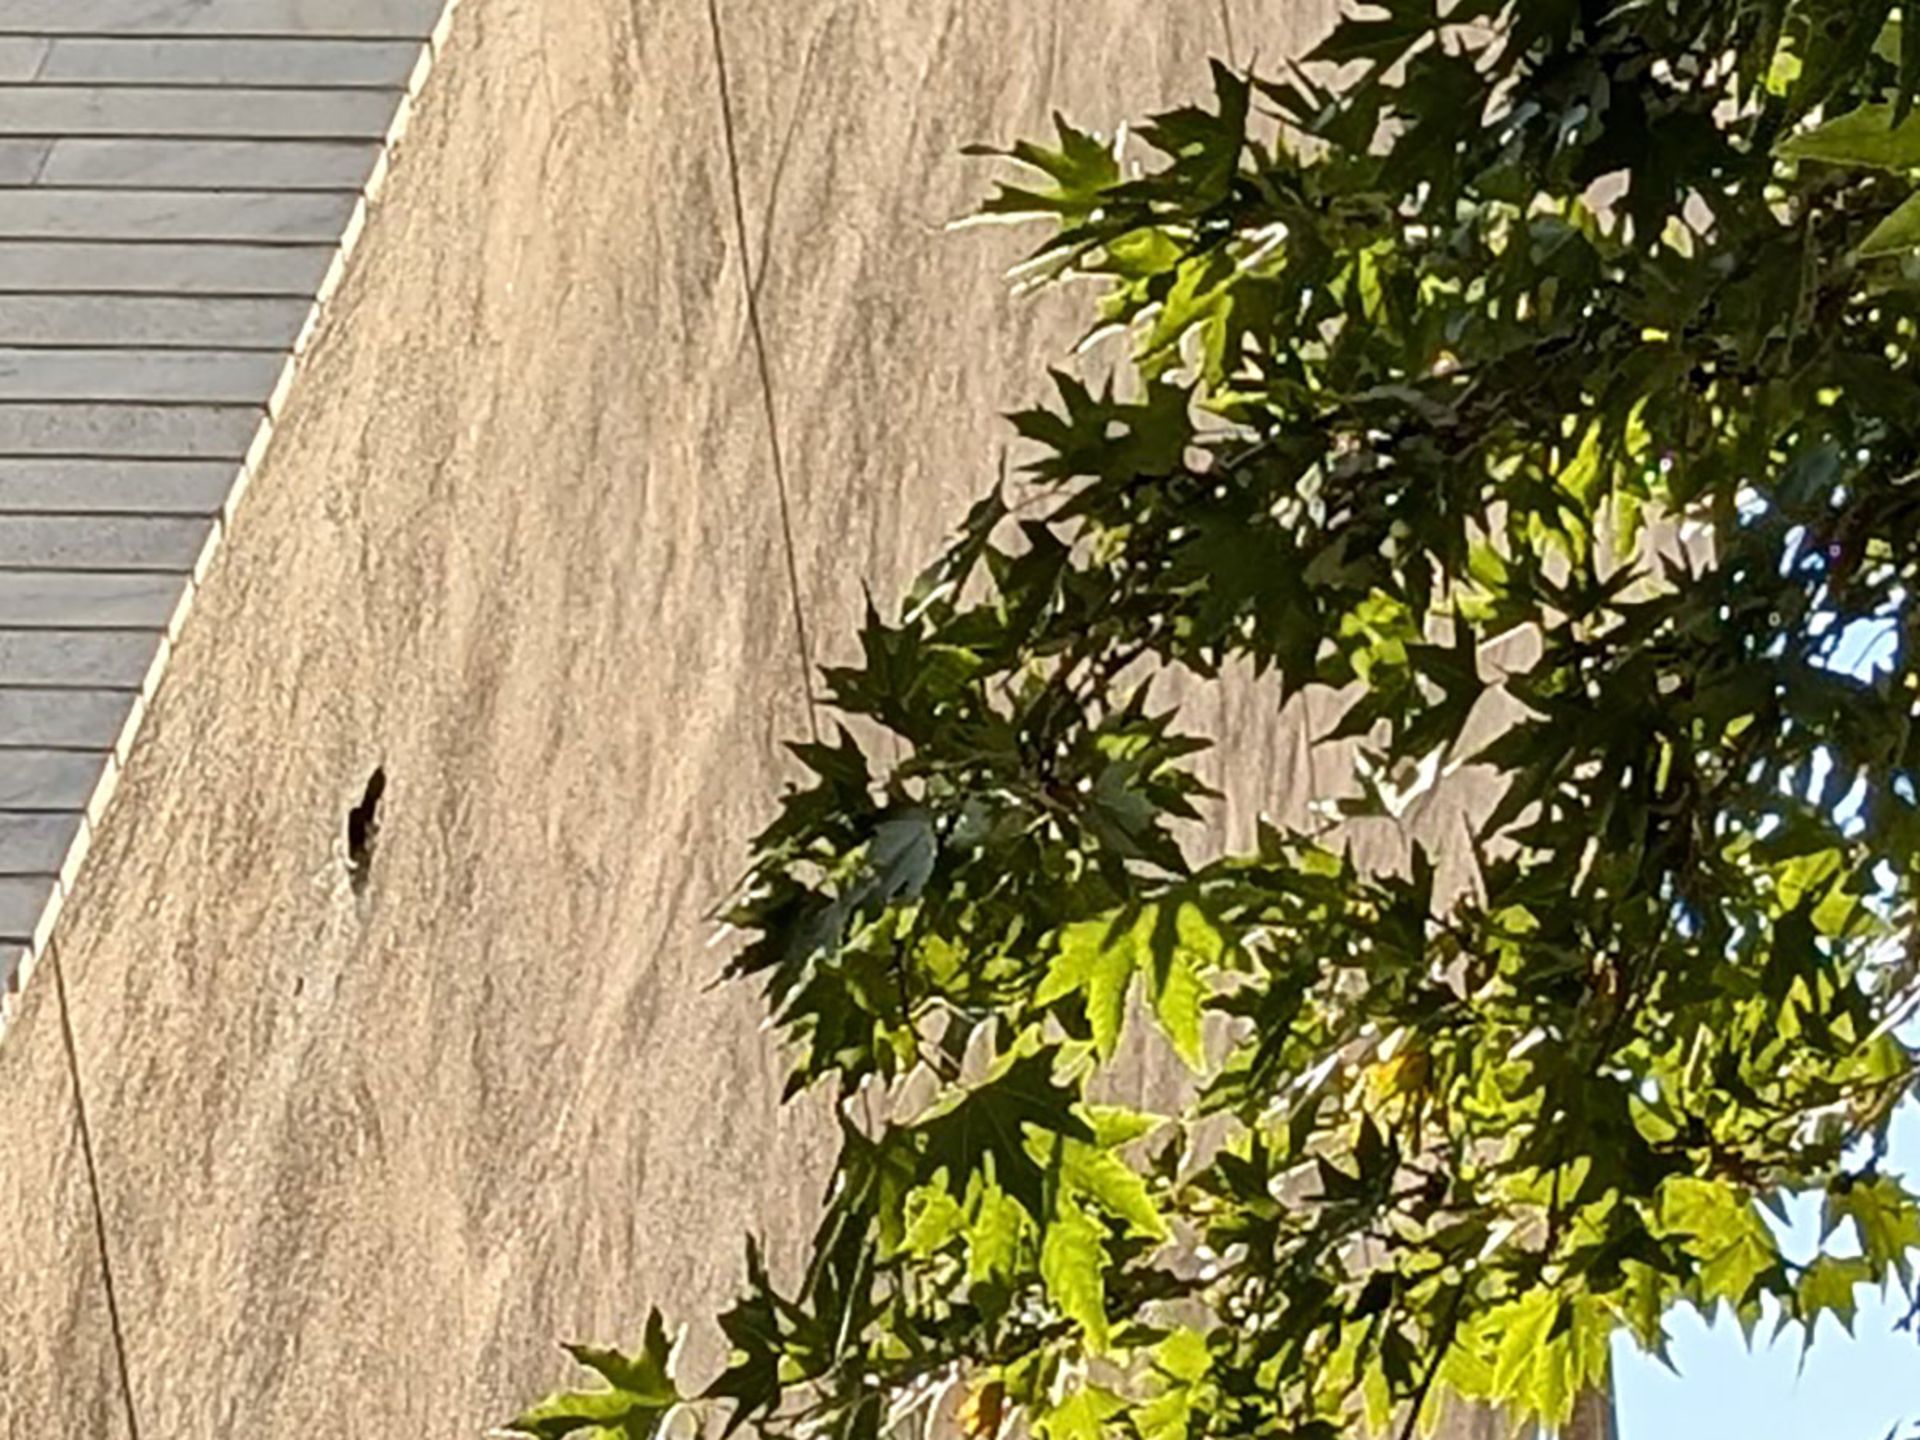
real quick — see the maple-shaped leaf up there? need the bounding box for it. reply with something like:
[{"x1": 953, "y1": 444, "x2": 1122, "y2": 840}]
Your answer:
[
  {"x1": 907, "y1": 1042, "x2": 1094, "y2": 1220},
  {"x1": 1307, "y1": 0, "x2": 1436, "y2": 67},
  {"x1": 1128, "y1": 62, "x2": 1252, "y2": 206},
  {"x1": 1040, "y1": 1195, "x2": 1111, "y2": 1349},
  {"x1": 1659, "y1": 1177, "x2": 1784, "y2": 1308},
  {"x1": 1796, "y1": 1253, "x2": 1875, "y2": 1338},
  {"x1": 965, "y1": 115, "x2": 1120, "y2": 228},
  {"x1": 502, "y1": 1309, "x2": 681, "y2": 1440},
  {"x1": 1010, "y1": 372, "x2": 1194, "y2": 485},
  {"x1": 1035, "y1": 901, "x2": 1227, "y2": 1069},
  {"x1": 703, "y1": 1241, "x2": 795, "y2": 1433},
  {"x1": 1825, "y1": 1177, "x2": 1920, "y2": 1284},
  {"x1": 1056, "y1": 1137, "x2": 1169, "y2": 1241}
]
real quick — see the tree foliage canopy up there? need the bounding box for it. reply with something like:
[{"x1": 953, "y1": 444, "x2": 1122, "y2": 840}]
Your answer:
[{"x1": 511, "y1": 3, "x2": 1920, "y2": 1437}]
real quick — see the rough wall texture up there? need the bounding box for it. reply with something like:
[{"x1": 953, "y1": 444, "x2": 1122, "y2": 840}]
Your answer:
[{"x1": 0, "y1": 3, "x2": 1608, "y2": 1438}]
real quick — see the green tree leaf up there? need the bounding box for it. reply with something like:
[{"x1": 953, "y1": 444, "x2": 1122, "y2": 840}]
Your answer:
[
  {"x1": 1490, "y1": 1290, "x2": 1560, "y2": 1403},
  {"x1": 1040, "y1": 1197, "x2": 1111, "y2": 1349},
  {"x1": 1036, "y1": 919, "x2": 1135, "y2": 1060},
  {"x1": 1661, "y1": 1179, "x2": 1782, "y2": 1309},
  {"x1": 911, "y1": 1043, "x2": 1095, "y2": 1221},
  {"x1": 1825, "y1": 1179, "x2": 1920, "y2": 1284},
  {"x1": 1861, "y1": 191, "x2": 1920, "y2": 256},
  {"x1": 968, "y1": 116, "x2": 1120, "y2": 226},
  {"x1": 1035, "y1": 902, "x2": 1224, "y2": 1068},
  {"x1": 1034, "y1": 1385, "x2": 1126, "y2": 1440},
  {"x1": 1778, "y1": 104, "x2": 1920, "y2": 170},
  {"x1": 1797, "y1": 1254, "x2": 1875, "y2": 1336},
  {"x1": 1057, "y1": 1138, "x2": 1167, "y2": 1240},
  {"x1": 505, "y1": 1310, "x2": 682, "y2": 1440},
  {"x1": 968, "y1": 1182, "x2": 1028, "y2": 1284}
]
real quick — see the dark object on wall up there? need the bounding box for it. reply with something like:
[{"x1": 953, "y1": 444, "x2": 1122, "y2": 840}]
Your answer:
[{"x1": 346, "y1": 768, "x2": 387, "y2": 893}]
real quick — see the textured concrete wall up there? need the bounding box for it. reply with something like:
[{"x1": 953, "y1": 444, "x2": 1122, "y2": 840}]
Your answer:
[{"x1": 0, "y1": 3, "x2": 1609, "y2": 1438}]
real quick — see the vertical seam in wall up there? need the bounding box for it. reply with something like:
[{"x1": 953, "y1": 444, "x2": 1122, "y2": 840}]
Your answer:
[
  {"x1": 50, "y1": 934, "x2": 143, "y2": 1440},
  {"x1": 750, "y1": 27, "x2": 829, "y2": 313},
  {"x1": 704, "y1": 0, "x2": 824, "y2": 745},
  {"x1": 1217, "y1": 0, "x2": 1239, "y2": 67}
]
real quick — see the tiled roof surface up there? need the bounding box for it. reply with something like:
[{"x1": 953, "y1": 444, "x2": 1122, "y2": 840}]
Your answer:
[{"x1": 0, "y1": 0, "x2": 455, "y2": 1015}]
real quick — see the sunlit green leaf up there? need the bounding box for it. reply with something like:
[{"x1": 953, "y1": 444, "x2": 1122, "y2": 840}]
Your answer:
[
  {"x1": 1041, "y1": 1197, "x2": 1111, "y2": 1348},
  {"x1": 1825, "y1": 1178, "x2": 1920, "y2": 1283},
  {"x1": 1034, "y1": 1385, "x2": 1126, "y2": 1440},
  {"x1": 1797, "y1": 1254, "x2": 1874, "y2": 1336},
  {"x1": 505, "y1": 1311, "x2": 682, "y2": 1440}
]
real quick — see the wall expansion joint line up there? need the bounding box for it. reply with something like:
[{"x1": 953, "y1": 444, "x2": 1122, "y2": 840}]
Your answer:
[
  {"x1": 50, "y1": 938, "x2": 143, "y2": 1440},
  {"x1": 704, "y1": 0, "x2": 823, "y2": 745}
]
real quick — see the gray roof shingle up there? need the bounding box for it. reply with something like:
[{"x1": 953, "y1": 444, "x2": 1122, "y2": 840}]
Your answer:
[
  {"x1": 0, "y1": 0, "x2": 457, "y2": 1016},
  {"x1": 0, "y1": 1, "x2": 448, "y2": 39}
]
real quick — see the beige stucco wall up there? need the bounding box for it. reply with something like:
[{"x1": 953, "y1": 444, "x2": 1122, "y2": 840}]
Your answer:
[{"x1": 0, "y1": 4, "x2": 1609, "y2": 1438}]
